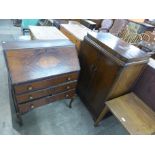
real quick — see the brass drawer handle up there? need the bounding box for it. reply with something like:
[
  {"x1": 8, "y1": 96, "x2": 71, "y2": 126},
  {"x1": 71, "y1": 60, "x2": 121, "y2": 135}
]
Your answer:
[
  {"x1": 66, "y1": 94, "x2": 69, "y2": 98},
  {"x1": 31, "y1": 104, "x2": 34, "y2": 109},
  {"x1": 66, "y1": 86, "x2": 70, "y2": 89},
  {"x1": 28, "y1": 86, "x2": 33, "y2": 91},
  {"x1": 67, "y1": 77, "x2": 71, "y2": 81},
  {"x1": 29, "y1": 95, "x2": 33, "y2": 100}
]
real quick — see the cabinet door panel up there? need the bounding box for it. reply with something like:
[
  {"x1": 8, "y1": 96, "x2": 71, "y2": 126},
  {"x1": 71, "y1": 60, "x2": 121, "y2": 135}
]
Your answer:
[
  {"x1": 78, "y1": 41, "x2": 99, "y2": 98},
  {"x1": 88, "y1": 51, "x2": 121, "y2": 116}
]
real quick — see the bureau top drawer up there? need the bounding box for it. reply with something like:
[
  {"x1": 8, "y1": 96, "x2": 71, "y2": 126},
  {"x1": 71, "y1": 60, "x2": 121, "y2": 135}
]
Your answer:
[{"x1": 14, "y1": 72, "x2": 79, "y2": 94}]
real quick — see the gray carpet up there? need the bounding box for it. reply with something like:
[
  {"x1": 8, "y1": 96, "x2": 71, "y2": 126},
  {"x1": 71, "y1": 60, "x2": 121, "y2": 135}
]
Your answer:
[{"x1": 0, "y1": 19, "x2": 128, "y2": 135}]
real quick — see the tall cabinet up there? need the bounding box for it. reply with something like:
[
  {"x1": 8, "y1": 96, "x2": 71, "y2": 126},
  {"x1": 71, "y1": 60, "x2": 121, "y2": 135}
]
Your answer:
[{"x1": 77, "y1": 32, "x2": 150, "y2": 125}]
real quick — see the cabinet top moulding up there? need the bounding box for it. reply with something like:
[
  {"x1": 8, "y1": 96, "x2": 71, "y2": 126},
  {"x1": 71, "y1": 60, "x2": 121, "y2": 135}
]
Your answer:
[{"x1": 86, "y1": 32, "x2": 150, "y2": 65}]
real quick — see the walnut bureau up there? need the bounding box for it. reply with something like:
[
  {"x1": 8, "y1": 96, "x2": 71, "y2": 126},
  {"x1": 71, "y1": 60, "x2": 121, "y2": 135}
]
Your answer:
[
  {"x1": 60, "y1": 22, "x2": 92, "y2": 51},
  {"x1": 2, "y1": 40, "x2": 80, "y2": 125},
  {"x1": 29, "y1": 26, "x2": 68, "y2": 40},
  {"x1": 77, "y1": 32, "x2": 150, "y2": 126}
]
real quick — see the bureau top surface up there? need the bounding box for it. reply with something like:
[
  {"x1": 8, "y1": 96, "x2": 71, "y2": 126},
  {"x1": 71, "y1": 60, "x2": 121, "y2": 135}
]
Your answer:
[
  {"x1": 87, "y1": 32, "x2": 150, "y2": 63},
  {"x1": 29, "y1": 26, "x2": 69, "y2": 40},
  {"x1": 61, "y1": 23, "x2": 92, "y2": 41},
  {"x1": 3, "y1": 40, "x2": 80, "y2": 84}
]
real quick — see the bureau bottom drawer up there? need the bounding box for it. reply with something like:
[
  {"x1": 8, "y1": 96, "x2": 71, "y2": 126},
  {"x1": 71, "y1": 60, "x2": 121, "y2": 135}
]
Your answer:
[{"x1": 18, "y1": 89, "x2": 76, "y2": 114}]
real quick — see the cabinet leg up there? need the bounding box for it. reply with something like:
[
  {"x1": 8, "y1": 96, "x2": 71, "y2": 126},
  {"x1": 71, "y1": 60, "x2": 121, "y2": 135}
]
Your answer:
[
  {"x1": 16, "y1": 113, "x2": 23, "y2": 126},
  {"x1": 69, "y1": 98, "x2": 74, "y2": 108},
  {"x1": 94, "y1": 105, "x2": 109, "y2": 127}
]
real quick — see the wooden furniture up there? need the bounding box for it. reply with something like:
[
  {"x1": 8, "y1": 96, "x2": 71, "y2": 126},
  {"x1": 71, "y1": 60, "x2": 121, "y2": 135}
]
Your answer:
[
  {"x1": 145, "y1": 19, "x2": 155, "y2": 27},
  {"x1": 134, "y1": 58, "x2": 155, "y2": 111},
  {"x1": 80, "y1": 19, "x2": 96, "y2": 30},
  {"x1": 128, "y1": 19, "x2": 145, "y2": 23},
  {"x1": 29, "y1": 26, "x2": 68, "y2": 40},
  {"x1": 60, "y1": 22, "x2": 92, "y2": 51},
  {"x1": 118, "y1": 26, "x2": 129, "y2": 39},
  {"x1": 106, "y1": 93, "x2": 155, "y2": 135},
  {"x1": 105, "y1": 59, "x2": 155, "y2": 134},
  {"x1": 77, "y1": 32, "x2": 150, "y2": 125},
  {"x1": 38, "y1": 19, "x2": 53, "y2": 26},
  {"x1": 89, "y1": 19, "x2": 103, "y2": 29},
  {"x1": 145, "y1": 31, "x2": 155, "y2": 43},
  {"x1": 138, "y1": 41, "x2": 155, "y2": 58},
  {"x1": 53, "y1": 19, "x2": 69, "y2": 29},
  {"x1": 2, "y1": 40, "x2": 80, "y2": 125},
  {"x1": 128, "y1": 20, "x2": 155, "y2": 33},
  {"x1": 141, "y1": 33, "x2": 150, "y2": 42},
  {"x1": 119, "y1": 26, "x2": 142, "y2": 45}
]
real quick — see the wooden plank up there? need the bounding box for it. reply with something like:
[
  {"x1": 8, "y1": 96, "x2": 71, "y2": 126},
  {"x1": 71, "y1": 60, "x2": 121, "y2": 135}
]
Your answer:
[
  {"x1": 106, "y1": 92, "x2": 155, "y2": 135},
  {"x1": 29, "y1": 26, "x2": 68, "y2": 40},
  {"x1": 60, "y1": 23, "x2": 92, "y2": 41}
]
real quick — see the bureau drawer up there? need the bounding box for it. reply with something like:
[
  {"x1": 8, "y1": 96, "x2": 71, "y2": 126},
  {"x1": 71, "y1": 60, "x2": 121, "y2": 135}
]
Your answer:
[
  {"x1": 14, "y1": 72, "x2": 79, "y2": 94},
  {"x1": 18, "y1": 89, "x2": 76, "y2": 114},
  {"x1": 16, "y1": 82, "x2": 77, "y2": 104}
]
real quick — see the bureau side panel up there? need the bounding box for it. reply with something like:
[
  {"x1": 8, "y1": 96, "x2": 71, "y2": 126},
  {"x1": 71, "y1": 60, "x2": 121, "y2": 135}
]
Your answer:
[{"x1": 108, "y1": 63, "x2": 146, "y2": 100}]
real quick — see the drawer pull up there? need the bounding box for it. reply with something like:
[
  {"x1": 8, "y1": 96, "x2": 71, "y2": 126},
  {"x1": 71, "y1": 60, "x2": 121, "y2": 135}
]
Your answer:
[
  {"x1": 66, "y1": 94, "x2": 69, "y2": 98},
  {"x1": 29, "y1": 96, "x2": 33, "y2": 100},
  {"x1": 67, "y1": 77, "x2": 71, "y2": 81},
  {"x1": 66, "y1": 86, "x2": 70, "y2": 89},
  {"x1": 31, "y1": 105, "x2": 34, "y2": 109},
  {"x1": 28, "y1": 86, "x2": 33, "y2": 91}
]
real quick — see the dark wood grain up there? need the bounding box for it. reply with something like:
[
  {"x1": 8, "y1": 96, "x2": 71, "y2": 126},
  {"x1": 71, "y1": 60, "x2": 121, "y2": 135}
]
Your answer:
[
  {"x1": 18, "y1": 89, "x2": 76, "y2": 114},
  {"x1": 106, "y1": 92, "x2": 155, "y2": 135},
  {"x1": 2, "y1": 39, "x2": 72, "y2": 50},
  {"x1": 14, "y1": 72, "x2": 78, "y2": 94},
  {"x1": 3, "y1": 40, "x2": 80, "y2": 124},
  {"x1": 4, "y1": 42, "x2": 80, "y2": 84},
  {"x1": 16, "y1": 82, "x2": 77, "y2": 103},
  {"x1": 87, "y1": 32, "x2": 149, "y2": 64},
  {"x1": 133, "y1": 58, "x2": 155, "y2": 111},
  {"x1": 78, "y1": 33, "x2": 150, "y2": 123}
]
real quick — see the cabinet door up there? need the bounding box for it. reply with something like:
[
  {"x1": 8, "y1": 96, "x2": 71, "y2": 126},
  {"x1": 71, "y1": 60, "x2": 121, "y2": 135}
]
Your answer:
[
  {"x1": 78, "y1": 41, "x2": 99, "y2": 101},
  {"x1": 88, "y1": 50, "x2": 121, "y2": 117}
]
